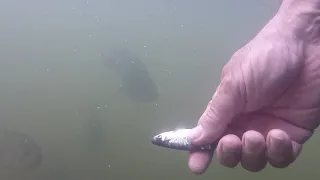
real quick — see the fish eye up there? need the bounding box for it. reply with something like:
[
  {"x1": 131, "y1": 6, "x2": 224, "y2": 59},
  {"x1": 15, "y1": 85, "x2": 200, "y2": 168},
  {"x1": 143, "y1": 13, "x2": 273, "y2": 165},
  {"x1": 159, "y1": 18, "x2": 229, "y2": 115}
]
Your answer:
[{"x1": 156, "y1": 135, "x2": 162, "y2": 139}]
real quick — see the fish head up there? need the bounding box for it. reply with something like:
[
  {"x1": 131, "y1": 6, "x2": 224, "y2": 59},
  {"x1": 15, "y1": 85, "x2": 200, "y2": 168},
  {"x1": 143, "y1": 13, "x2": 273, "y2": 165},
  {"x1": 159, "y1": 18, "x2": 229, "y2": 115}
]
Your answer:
[
  {"x1": 151, "y1": 133, "x2": 165, "y2": 146},
  {"x1": 151, "y1": 130, "x2": 189, "y2": 150}
]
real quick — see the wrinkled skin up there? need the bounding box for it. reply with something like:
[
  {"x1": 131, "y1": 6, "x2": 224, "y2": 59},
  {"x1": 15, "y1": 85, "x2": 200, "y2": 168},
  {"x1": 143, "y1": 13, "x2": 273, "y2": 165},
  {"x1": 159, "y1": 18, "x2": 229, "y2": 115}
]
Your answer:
[{"x1": 188, "y1": 0, "x2": 320, "y2": 174}]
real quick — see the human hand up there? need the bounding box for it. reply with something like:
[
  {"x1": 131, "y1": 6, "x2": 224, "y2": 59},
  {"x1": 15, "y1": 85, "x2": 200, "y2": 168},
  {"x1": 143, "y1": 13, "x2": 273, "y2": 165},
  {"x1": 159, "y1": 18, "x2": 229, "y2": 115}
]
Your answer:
[{"x1": 188, "y1": 0, "x2": 320, "y2": 174}]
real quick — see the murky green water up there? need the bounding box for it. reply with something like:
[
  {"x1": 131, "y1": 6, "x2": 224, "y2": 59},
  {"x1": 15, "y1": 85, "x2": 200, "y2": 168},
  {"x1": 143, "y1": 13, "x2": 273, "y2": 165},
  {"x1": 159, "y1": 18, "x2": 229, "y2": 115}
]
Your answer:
[{"x1": 0, "y1": 0, "x2": 318, "y2": 179}]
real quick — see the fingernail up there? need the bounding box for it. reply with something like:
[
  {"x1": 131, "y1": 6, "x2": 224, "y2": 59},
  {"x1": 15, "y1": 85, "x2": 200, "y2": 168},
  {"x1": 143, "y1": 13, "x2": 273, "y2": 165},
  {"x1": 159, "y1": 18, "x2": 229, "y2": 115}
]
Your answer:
[
  {"x1": 222, "y1": 143, "x2": 238, "y2": 153},
  {"x1": 269, "y1": 133, "x2": 286, "y2": 150},
  {"x1": 244, "y1": 137, "x2": 262, "y2": 153}
]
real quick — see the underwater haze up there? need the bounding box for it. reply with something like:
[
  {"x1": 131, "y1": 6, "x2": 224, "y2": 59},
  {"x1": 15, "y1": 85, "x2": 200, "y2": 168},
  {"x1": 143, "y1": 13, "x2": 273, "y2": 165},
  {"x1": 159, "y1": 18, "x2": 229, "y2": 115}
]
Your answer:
[{"x1": 0, "y1": 0, "x2": 318, "y2": 179}]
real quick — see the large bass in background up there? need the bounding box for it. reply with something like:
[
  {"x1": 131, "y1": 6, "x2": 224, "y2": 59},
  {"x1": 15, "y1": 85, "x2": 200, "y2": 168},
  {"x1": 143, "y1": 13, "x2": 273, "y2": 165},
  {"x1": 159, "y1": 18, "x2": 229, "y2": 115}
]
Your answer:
[{"x1": 104, "y1": 48, "x2": 159, "y2": 103}]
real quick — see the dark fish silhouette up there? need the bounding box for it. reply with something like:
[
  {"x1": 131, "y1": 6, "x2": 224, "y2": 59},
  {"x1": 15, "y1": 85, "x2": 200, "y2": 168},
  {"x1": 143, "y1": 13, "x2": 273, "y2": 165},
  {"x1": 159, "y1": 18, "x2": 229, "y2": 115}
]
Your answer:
[
  {"x1": 105, "y1": 48, "x2": 159, "y2": 102},
  {"x1": 0, "y1": 128, "x2": 43, "y2": 170}
]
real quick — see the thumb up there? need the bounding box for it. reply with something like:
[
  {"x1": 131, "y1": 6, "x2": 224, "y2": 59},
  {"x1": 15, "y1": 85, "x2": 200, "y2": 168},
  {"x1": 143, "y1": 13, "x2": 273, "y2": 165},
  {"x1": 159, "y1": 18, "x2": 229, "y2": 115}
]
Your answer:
[{"x1": 190, "y1": 74, "x2": 245, "y2": 146}]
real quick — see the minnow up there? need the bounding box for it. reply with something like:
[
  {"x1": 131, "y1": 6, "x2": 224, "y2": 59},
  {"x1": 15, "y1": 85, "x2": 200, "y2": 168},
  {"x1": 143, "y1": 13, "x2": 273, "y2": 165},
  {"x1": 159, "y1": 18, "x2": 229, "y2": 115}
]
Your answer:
[{"x1": 151, "y1": 129, "x2": 216, "y2": 151}]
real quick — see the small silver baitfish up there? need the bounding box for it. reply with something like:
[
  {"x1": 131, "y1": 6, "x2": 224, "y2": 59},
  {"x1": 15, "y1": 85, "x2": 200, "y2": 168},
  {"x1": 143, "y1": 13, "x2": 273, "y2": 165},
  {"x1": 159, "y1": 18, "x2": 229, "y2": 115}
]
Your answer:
[{"x1": 151, "y1": 129, "x2": 216, "y2": 151}]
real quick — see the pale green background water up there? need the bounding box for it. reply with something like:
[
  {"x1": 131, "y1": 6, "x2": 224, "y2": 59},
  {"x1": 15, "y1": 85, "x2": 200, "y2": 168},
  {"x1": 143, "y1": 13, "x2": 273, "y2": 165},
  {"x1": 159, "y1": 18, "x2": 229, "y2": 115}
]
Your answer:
[{"x1": 0, "y1": 0, "x2": 318, "y2": 179}]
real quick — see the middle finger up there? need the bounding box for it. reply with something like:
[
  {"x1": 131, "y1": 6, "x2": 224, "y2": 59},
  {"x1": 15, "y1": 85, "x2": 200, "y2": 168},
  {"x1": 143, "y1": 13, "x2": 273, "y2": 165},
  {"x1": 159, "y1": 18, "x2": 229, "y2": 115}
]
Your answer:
[{"x1": 241, "y1": 130, "x2": 267, "y2": 172}]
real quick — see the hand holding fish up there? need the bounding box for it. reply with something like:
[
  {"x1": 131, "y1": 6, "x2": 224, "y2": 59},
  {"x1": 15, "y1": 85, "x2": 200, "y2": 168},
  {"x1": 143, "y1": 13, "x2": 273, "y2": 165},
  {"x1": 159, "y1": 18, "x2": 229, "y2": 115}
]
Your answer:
[{"x1": 188, "y1": 0, "x2": 320, "y2": 174}]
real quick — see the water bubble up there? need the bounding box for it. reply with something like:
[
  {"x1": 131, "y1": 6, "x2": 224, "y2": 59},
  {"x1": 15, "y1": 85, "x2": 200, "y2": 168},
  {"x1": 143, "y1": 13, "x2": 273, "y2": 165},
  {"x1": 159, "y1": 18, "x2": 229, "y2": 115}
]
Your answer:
[
  {"x1": 94, "y1": 15, "x2": 100, "y2": 23},
  {"x1": 162, "y1": 69, "x2": 171, "y2": 74}
]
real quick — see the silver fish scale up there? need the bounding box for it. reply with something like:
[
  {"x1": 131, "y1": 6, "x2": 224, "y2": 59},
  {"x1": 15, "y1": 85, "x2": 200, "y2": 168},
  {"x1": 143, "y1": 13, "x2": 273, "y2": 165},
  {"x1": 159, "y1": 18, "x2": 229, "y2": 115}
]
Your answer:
[
  {"x1": 166, "y1": 134, "x2": 189, "y2": 147},
  {"x1": 152, "y1": 129, "x2": 215, "y2": 151}
]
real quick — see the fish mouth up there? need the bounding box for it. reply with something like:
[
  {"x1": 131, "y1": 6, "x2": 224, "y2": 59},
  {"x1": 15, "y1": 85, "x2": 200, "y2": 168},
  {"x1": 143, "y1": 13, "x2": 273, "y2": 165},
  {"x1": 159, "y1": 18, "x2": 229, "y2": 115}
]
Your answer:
[{"x1": 151, "y1": 135, "x2": 164, "y2": 147}]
